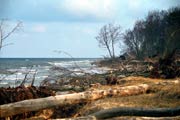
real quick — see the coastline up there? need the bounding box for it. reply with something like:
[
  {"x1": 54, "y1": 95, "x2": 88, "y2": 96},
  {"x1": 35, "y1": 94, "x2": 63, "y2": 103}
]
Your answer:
[{"x1": 0, "y1": 58, "x2": 180, "y2": 119}]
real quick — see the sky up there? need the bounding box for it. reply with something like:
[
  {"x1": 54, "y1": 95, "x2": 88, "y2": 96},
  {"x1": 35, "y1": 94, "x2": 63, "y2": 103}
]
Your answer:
[{"x1": 0, "y1": 0, "x2": 179, "y2": 58}]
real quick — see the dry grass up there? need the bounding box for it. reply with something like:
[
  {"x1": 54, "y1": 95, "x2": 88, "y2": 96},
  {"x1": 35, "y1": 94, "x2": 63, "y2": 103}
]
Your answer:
[
  {"x1": 27, "y1": 76, "x2": 180, "y2": 119},
  {"x1": 76, "y1": 76, "x2": 180, "y2": 116}
]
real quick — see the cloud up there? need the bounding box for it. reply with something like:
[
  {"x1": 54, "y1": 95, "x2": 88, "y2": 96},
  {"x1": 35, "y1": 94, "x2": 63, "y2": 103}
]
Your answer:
[
  {"x1": 32, "y1": 25, "x2": 47, "y2": 33},
  {"x1": 60, "y1": 0, "x2": 116, "y2": 19},
  {"x1": 1, "y1": 0, "x2": 179, "y2": 23},
  {"x1": 128, "y1": 0, "x2": 142, "y2": 10}
]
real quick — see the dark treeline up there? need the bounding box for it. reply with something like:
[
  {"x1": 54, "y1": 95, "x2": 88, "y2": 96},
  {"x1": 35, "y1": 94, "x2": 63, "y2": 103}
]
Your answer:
[{"x1": 123, "y1": 7, "x2": 180, "y2": 59}]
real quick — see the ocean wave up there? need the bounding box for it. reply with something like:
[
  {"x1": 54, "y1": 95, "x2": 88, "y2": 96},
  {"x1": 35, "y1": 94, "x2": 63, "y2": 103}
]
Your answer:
[
  {"x1": 48, "y1": 59, "x2": 110, "y2": 75},
  {"x1": 68, "y1": 66, "x2": 111, "y2": 75},
  {"x1": 0, "y1": 74, "x2": 49, "y2": 81},
  {"x1": 48, "y1": 60, "x2": 94, "y2": 68},
  {"x1": 0, "y1": 82, "x2": 8, "y2": 85},
  {"x1": 0, "y1": 58, "x2": 108, "y2": 87}
]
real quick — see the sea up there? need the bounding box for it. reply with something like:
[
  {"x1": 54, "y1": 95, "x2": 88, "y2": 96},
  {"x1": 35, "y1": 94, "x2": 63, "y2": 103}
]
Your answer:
[{"x1": 0, "y1": 58, "x2": 110, "y2": 88}]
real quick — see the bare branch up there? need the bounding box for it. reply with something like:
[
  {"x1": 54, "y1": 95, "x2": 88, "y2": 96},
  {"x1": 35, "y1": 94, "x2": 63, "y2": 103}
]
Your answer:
[
  {"x1": 20, "y1": 66, "x2": 33, "y2": 86},
  {"x1": 1, "y1": 21, "x2": 22, "y2": 41},
  {"x1": 31, "y1": 69, "x2": 37, "y2": 86},
  {"x1": 96, "y1": 23, "x2": 122, "y2": 58},
  {"x1": 1, "y1": 43, "x2": 14, "y2": 48},
  {"x1": 0, "y1": 19, "x2": 22, "y2": 51}
]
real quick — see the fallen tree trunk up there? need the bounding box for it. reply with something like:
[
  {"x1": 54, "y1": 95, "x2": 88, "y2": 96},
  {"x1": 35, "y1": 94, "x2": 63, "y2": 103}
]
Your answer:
[
  {"x1": 0, "y1": 84, "x2": 149, "y2": 118},
  {"x1": 26, "y1": 116, "x2": 96, "y2": 120},
  {"x1": 46, "y1": 85, "x2": 85, "y2": 92},
  {"x1": 90, "y1": 107, "x2": 180, "y2": 119},
  {"x1": 55, "y1": 116, "x2": 180, "y2": 120}
]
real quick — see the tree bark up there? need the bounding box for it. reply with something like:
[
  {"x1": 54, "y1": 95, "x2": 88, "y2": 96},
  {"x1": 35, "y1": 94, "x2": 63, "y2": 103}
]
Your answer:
[
  {"x1": 0, "y1": 84, "x2": 149, "y2": 118},
  {"x1": 90, "y1": 107, "x2": 180, "y2": 119},
  {"x1": 106, "y1": 42, "x2": 113, "y2": 58},
  {"x1": 26, "y1": 116, "x2": 96, "y2": 120},
  {"x1": 112, "y1": 39, "x2": 115, "y2": 58},
  {"x1": 55, "y1": 116, "x2": 180, "y2": 120}
]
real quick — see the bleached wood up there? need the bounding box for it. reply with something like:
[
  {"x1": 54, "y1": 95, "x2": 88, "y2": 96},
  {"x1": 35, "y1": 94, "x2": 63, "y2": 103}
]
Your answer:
[{"x1": 0, "y1": 84, "x2": 149, "y2": 118}]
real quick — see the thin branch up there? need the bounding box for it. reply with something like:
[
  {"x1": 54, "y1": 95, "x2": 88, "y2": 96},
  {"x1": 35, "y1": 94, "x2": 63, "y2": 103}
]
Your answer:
[
  {"x1": 31, "y1": 69, "x2": 37, "y2": 86},
  {"x1": 1, "y1": 21, "x2": 22, "y2": 41},
  {"x1": 20, "y1": 66, "x2": 33, "y2": 86},
  {"x1": 1, "y1": 43, "x2": 14, "y2": 48}
]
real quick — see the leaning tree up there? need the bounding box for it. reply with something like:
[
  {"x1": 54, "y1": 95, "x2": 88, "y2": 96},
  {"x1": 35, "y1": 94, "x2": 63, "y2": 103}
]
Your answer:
[{"x1": 96, "y1": 23, "x2": 122, "y2": 58}]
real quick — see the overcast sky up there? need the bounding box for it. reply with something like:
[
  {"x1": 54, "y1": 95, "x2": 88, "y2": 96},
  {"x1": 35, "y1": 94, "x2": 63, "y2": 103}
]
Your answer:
[{"x1": 0, "y1": 0, "x2": 179, "y2": 58}]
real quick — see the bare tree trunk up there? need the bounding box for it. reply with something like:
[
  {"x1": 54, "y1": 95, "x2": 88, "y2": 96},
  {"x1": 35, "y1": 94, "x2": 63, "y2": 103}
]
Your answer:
[
  {"x1": 96, "y1": 23, "x2": 121, "y2": 59},
  {"x1": 112, "y1": 40, "x2": 115, "y2": 58},
  {"x1": 106, "y1": 43, "x2": 113, "y2": 58},
  {"x1": 27, "y1": 116, "x2": 97, "y2": 120},
  {"x1": 55, "y1": 115, "x2": 180, "y2": 120},
  {"x1": 0, "y1": 84, "x2": 149, "y2": 118},
  {"x1": 90, "y1": 107, "x2": 180, "y2": 119}
]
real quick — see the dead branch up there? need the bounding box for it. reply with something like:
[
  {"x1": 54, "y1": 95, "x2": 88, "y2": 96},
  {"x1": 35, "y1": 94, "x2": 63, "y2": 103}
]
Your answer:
[
  {"x1": 0, "y1": 19, "x2": 22, "y2": 50},
  {"x1": 90, "y1": 107, "x2": 180, "y2": 119},
  {"x1": 20, "y1": 66, "x2": 33, "y2": 86},
  {"x1": 55, "y1": 116, "x2": 180, "y2": 120},
  {"x1": 31, "y1": 69, "x2": 37, "y2": 86},
  {"x1": 0, "y1": 84, "x2": 149, "y2": 118}
]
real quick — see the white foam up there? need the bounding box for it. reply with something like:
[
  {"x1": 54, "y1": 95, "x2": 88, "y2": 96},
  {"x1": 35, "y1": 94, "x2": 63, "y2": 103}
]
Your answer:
[
  {"x1": 0, "y1": 82, "x2": 8, "y2": 85},
  {"x1": 0, "y1": 59, "x2": 109, "y2": 87},
  {"x1": 48, "y1": 59, "x2": 110, "y2": 75},
  {"x1": 48, "y1": 60, "x2": 93, "y2": 68}
]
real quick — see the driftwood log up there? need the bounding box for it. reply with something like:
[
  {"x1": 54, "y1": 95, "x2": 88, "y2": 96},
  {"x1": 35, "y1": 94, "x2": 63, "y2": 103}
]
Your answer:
[
  {"x1": 91, "y1": 107, "x2": 180, "y2": 119},
  {"x1": 0, "y1": 84, "x2": 149, "y2": 118},
  {"x1": 55, "y1": 107, "x2": 180, "y2": 120},
  {"x1": 56, "y1": 116, "x2": 180, "y2": 120}
]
